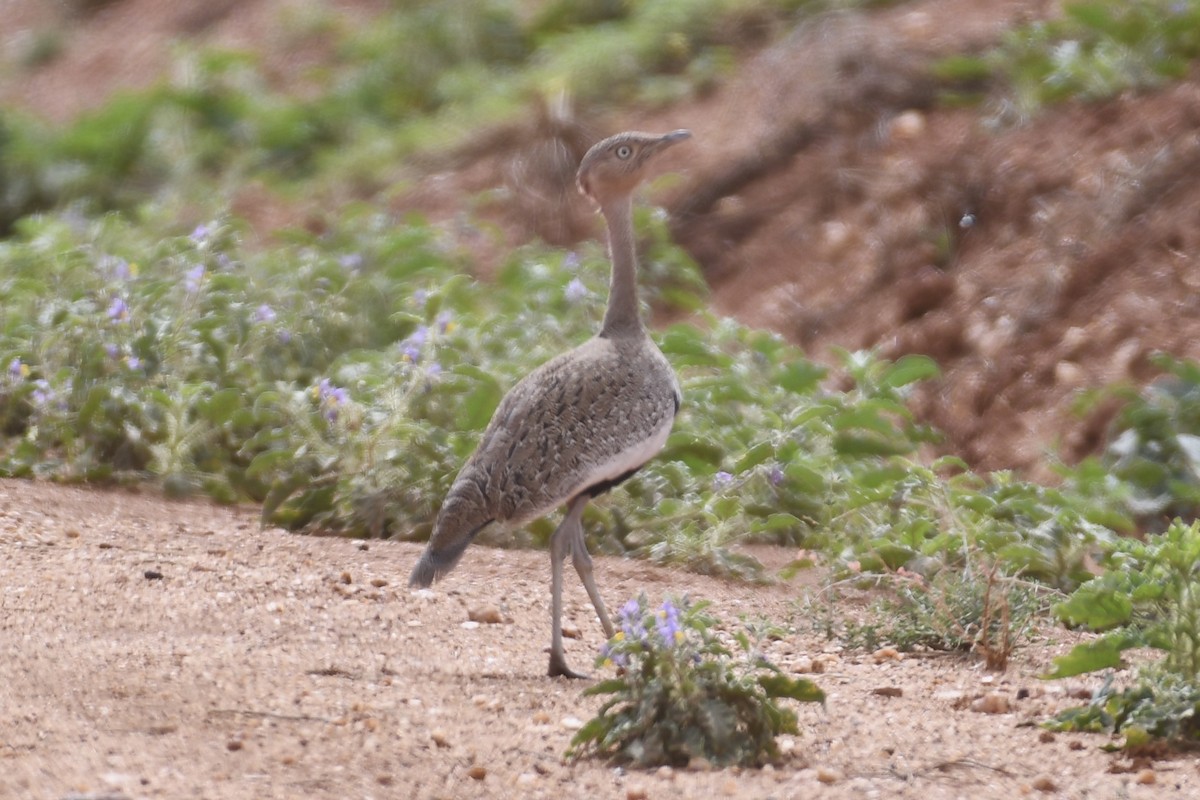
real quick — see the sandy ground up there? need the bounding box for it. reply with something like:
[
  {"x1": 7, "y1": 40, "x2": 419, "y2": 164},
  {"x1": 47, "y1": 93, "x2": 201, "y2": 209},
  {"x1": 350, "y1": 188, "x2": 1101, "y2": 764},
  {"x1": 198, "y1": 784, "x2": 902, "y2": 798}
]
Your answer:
[{"x1": 2, "y1": 477, "x2": 1196, "y2": 800}]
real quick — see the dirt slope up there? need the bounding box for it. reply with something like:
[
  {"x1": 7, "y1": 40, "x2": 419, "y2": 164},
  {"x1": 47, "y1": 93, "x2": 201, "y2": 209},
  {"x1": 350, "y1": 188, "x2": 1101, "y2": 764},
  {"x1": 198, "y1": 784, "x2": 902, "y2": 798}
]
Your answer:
[
  {"x1": 6, "y1": 0, "x2": 1200, "y2": 475},
  {"x1": 2, "y1": 478, "x2": 1187, "y2": 799}
]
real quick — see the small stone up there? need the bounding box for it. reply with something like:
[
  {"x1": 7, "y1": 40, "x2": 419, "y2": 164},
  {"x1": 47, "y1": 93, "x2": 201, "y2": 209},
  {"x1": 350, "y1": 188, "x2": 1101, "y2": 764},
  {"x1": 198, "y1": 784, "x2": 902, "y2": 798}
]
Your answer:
[
  {"x1": 890, "y1": 110, "x2": 925, "y2": 140},
  {"x1": 688, "y1": 756, "x2": 713, "y2": 771},
  {"x1": 376, "y1": 774, "x2": 393, "y2": 786},
  {"x1": 516, "y1": 773, "x2": 537, "y2": 787},
  {"x1": 971, "y1": 692, "x2": 1011, "y2": 714},
  {"x1": 778, "y1": 737, "x2": 797, "y2": 756},
  {"x1": 626, "y1": 787, "x2": 648, "y2": 800},
  {"x1": 532, "y1": 710, "x2": 551, "y2": 724},
  {"x1": 370, "y1": 578, "x2": 388, "y2": 588},
  {"x1": 460, "y1": 620, "x2": 480, "y2": 630},
  {"x1": 872, "y1": 686, "x2": 903, "y2": 698},
  {"x1": 721, "y1": 777, "x2": 739, "y2": 795},
  {"x1": 872, "y1": 647, "x2": 902, "y2": 663},
  {"x1": 226, "y1": 739, "x2": 243, "y2": 752},
  {"x1": 656, "y1": 765, "x2": 674, "y2": 780},
  {"x1": 468, "y1": 605, "x2": 503, "y2": 624},
  {"x1": 1136, "y1": 769, "x2": 1156, "y2": 785},
  {"x1": 431, "y1": 729, "x2": 450, "y2": 748},
  {"x1": 356, "y1": 541, "x2": 369, "y2": 551},
  {"x1": 1068, "y1": 740, "x2": 1084, "y2": 751},
  {"x1": 562, "y1": 625, "x2": 582, "y2": 640},
  {"x1": 1031, "y1": 775, "x2": 1056, "y2": 793},
  {"x1": 468, "y1": 765, "x2": 487, "y2": 781},
  {"x1": 816, "y1": 767, "x2": 841, "y2": 784},
  {"x1": 144, "y1": 570, "x2": 164, "y2": 581},
  {"x1": 561, "y1": 716, "x2": 584, "y2": 731},
  {"x1": 1055, "y1": 360, "x2": 1085, "y2": 387},
  {"x1": 339, "y1": 571, "x2": 352, "y2": 584},
  {"x1": 1038, "y1": 730, "x2": 1055, "y2": 743},
  {"x1": 471, "y1": 694, "x2": 489, "y2": 707},
  {"x1": 65, "y1": 528, "x2": 81, "y2": 539}
]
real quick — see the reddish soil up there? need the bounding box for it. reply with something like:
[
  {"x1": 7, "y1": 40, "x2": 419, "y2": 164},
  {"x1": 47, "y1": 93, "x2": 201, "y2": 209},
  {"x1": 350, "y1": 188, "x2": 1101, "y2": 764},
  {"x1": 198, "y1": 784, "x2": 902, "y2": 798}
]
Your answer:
[{"x1": 3, "y1": 478, "x2": 1189, "y2": 800}]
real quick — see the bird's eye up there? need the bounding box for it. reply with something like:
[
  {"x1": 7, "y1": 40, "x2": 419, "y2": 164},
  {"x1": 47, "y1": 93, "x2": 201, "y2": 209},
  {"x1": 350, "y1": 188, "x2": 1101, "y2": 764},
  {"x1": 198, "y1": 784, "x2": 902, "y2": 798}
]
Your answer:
[{"x1": 615, "y1": 145, "x2": 633, "y2": 160}]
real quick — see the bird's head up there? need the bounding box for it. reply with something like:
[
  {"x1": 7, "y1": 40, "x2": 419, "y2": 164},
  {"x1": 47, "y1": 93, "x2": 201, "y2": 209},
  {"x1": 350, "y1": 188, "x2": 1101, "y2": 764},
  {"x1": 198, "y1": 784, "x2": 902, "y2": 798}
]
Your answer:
[{"x1": 576, "y1": 129, "x2": 692, "y2": 206}]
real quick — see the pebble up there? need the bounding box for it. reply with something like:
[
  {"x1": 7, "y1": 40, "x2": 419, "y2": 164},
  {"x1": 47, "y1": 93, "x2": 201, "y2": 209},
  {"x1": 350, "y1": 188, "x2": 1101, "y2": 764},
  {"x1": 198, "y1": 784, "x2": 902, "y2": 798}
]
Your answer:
[
  {"x1": 468, "y1": 765, "x2": 487, "y2": 781},
  {"x1": 626, "y1": 788, "x2": 648, "y2": 800},
  {"x1": 721, "y1": 777, "x2": 739, "y2": 795},
  {"x1": 225, "y1": 739, "x2": 243, "y2": 752},
  {"x1": 532, "y1": 710, "x2": 551, "y2": 724},
  {"x1": 1136, "y1": 769, "x2": 1156, "y2": 785},
  {"x1": 816, "y1": 767, "x2": 841, "y2": 784},
  {"x1": 561, "y1": 716, "x2": 584, "y2": 731},
  {"x1": 516, "y1": 772, "x2": 537, "y2": 787},
  {"x1": 890, "y1": 110, "x2": 925, "y2": 140},
  {"x1": 468, "y1": 605, "x2": 504, "y2": 624},
  {"x1": 339, "y1": 571, "x2": 352, "y2": 584},
  {"x1": 657, "y1": 765, "x2": 674, "y2": 780},
  {"x1": 971, "y1": 692, "x2": 1012, "y2": 714},
  {"x1": 562, "y1": 625, "x2": 582, "y2": 639},
  {"x1": 431, "y1": 729, "x2": 450, "y2": 748},
  {"x1": 1031, "y1": 775, "x2": 1057, "y2": 793},
  {"x1": 370, "y1": 577, "x2": 387, "y2": 587},
  {"x1": 688, "y1": 756, "x2": 713, "y2": 771},
  {"x1": 872, "y1": 647, "x2": 902, "y2": 663},
  {"x1": 872, "y1": 686, "x2": 903, "y2": 698}
]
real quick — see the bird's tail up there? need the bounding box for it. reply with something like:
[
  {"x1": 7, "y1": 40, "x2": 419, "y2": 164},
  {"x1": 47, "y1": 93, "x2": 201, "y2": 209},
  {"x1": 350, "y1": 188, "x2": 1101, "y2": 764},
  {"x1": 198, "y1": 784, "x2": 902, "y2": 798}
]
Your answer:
[
  {"x1": 408, "y1": 484, "x2": 494, "y2": 587},
  {"x1": 408, "y1": 536, "x2": 473, "y2": 587}
]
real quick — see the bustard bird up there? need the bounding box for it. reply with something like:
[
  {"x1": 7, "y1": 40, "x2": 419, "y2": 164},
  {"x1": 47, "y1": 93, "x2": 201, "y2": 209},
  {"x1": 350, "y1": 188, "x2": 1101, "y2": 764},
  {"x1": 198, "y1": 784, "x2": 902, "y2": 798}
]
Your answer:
[{"x1": 409, "y1": 129, "x2": 692, "y2": 678}]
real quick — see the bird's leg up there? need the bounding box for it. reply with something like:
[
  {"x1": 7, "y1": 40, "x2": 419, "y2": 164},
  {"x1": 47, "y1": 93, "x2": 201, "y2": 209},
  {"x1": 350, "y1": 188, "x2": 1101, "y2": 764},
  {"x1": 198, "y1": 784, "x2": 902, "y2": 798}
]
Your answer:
[
  {"x1": 568, "y1": 509, "x2": 615, "y2": 640},
  {"x1": 548, "y1": 496, "x2": 590, "y2": 679}
]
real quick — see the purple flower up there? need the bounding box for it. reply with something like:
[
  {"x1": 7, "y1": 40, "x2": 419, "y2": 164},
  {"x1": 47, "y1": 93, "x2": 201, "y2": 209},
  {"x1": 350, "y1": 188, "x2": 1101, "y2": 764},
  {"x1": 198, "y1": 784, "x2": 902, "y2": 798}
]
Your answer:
[
  {"x1": 769, "y1": 465, "x2": 785, "y2": 486},
  {"x1": 107, "y1": 296, "x2": 129, "y2": 324},
  {"x1": 125, "y1": 356, "x2": 141, "y2": 371},
  {"x1": 655, "y1": 600, "x2": 682, "y2": 647},
  {"x1": 190, "y1": 223, "x2": 212, "y2": 244},
  {"x1": 105, "y1": 343, "x2": 120, "y2": 360},
  {"x1": 413, "y1": 289, "x2": 429, "y2": 307},
  {"x1": 316, "y1": 378, "x2": 348, "y2": 422},
  {"x1": 31, "y1": 379, "x2": 52, "y2": 405},
  {"x1": 618, "y1": 598, "x2": 644, "y2": 641},
  {"x1": 563, "y1": 251, "x2": 580, "y2": 271},
  {"x1": 565, "y1": 277, "x2": 588, "y2": 303},
  {"x1": 436, "y1": 311, "x2": 454, "y2": 334},
  {"x1": 599, "y1": 639, "x2": 628, "y2": 669},
  {"x1": 426, "y1": 362, "x2": 442, "y2": 378},
  {"x1": 103, "y1": 256, "x2": 132, "y2": 282},
  {"x1": 184, "y1": 265, "x2": 205, "y2": 294},
  {"x1": 254, "y1": 304, "x2": 277, "y2": 323},
  {"x1": 8, "y1": 358, "x2": 26, "y2": 380},
  {"x1": 400, "y1": 326, "x2": 429, "y2": 363},
  {"x1": 339, "y1": 253, "x2": 363, "y2": 272},
  {"x1": 713, "y1": 470, "x2": 734, "y2": 488}
]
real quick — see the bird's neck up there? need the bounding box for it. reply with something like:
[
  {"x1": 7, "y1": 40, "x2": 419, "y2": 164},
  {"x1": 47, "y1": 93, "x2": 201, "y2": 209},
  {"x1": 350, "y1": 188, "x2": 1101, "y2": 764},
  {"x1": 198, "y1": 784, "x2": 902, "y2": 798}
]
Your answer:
[{"x1": 599, "y1": 195, "x2": 643, "y2": 338}]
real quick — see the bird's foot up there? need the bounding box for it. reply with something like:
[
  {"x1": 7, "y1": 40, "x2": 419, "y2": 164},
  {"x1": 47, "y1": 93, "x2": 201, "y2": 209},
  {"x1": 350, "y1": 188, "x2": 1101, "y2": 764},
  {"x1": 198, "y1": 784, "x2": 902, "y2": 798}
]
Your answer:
[{"x1": 548, "y1": 650, "x2": 589, "y2": 679}]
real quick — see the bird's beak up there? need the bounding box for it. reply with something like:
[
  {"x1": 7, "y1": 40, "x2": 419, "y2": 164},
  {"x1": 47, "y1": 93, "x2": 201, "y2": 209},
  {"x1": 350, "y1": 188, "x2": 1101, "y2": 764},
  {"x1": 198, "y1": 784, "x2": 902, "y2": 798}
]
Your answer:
[{"x1": 657, "y1": 129, "x2": 692, "y2": 148}]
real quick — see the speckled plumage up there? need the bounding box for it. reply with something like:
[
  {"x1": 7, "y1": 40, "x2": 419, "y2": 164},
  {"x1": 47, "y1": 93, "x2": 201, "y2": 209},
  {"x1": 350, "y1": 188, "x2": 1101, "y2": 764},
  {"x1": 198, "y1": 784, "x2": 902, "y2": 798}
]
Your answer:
[{"x1": 409, "y1": 335, "x2": 679, "y2": 585}]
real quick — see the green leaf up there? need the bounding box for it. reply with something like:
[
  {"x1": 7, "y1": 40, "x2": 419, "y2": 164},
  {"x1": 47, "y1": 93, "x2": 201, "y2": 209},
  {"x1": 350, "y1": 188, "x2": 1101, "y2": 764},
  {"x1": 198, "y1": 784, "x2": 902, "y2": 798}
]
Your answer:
[
  {"x1": 879, "y1": 355, "x2": 940, "y2": 388},
  {"x1": 1042, "y1": 636, "x2": 1132, "y2": 680},
  {"x1": 1054, "y1": 589, "x2": 1133, "y2": 630},
  {"x1": 758, "y1": 674, "x2": 825, "y2": 704}
]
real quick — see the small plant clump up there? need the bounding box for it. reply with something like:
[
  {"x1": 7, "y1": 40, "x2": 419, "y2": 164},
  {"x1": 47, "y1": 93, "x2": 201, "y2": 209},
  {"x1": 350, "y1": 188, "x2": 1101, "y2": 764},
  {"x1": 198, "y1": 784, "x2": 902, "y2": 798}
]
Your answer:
[
  {"x1": 1045, "y1": 519, "x2": 1200, "y2": 750},
  {"x1": 567, "y1": 596, "x2": 823, "y2": 768}
]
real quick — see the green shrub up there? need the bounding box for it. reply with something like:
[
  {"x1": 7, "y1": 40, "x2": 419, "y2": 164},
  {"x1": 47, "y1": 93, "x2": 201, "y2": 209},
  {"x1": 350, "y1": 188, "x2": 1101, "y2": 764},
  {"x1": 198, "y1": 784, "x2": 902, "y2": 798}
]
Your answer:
[
  {"x1": 567, "y1": 595, "x2": 823, "y2": 767},
  {"x1": 1045, "y1": 519, "x2": 1200, "y2": 749}
]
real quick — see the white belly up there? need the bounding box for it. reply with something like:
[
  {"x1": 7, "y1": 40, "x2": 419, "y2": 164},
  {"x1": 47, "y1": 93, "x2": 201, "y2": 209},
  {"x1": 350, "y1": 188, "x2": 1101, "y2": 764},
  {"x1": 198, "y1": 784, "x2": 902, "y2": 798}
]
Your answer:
[{"x1": 575, "y1": 412, "x2": 673, "y2": 494}]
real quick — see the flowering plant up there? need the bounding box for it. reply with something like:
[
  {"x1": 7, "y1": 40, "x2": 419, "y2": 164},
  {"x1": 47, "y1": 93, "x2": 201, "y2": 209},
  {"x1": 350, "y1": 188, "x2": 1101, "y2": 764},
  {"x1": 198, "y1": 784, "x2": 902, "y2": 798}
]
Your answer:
[{"x1": 568, "y1": 595, "x2": 823, "y2": 767}]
